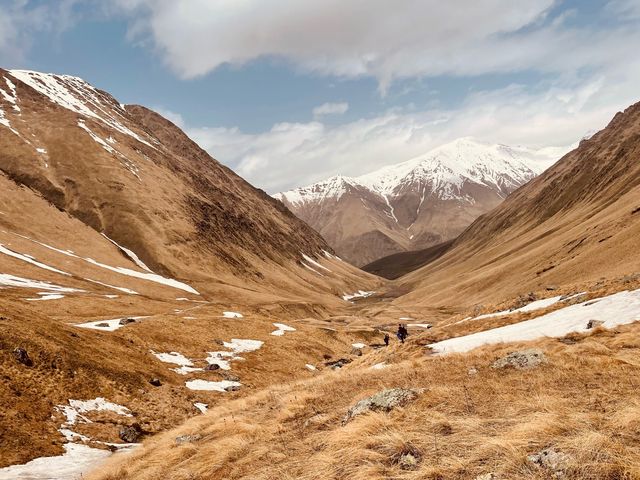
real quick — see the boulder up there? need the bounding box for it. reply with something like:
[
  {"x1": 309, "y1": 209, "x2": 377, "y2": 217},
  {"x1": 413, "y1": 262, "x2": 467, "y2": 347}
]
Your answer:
[
  {"x1": 95, "y1": 322, "x2": 110, "y2": 328},
  {"x1": 527, "y1": 448, "x2": 571, "y2": 476},
  {"x1": 512, "y1": 292, "x2": 537, "y2": 310},
  {"x1": 175, "y1": 434, "x2": 202, "y2": 445},
  {"x1": 149, "y1": 378, "x2": 162, "y2": 387},
  {"x1": 13, "y1": 347, "x2": 33, "y2": 367},
  {"x1": 586, "y1": 319, "x2": 605, "y2": 329},
  {"x1": 546, "y1": 285, "x2": 558, "y2": 291},
  {"x1": 119, "y1": 423, "x2": 143, "y2": 443},
  {"x1": 343, "y1": 388, "x2": 421, "y2": 424},
  {"x1": 205, "y1": 363, "x2": 220, "y2": 371},
  {"x1": 225, "y1": 385, "x2": 241, "y2": 392},
  {"x1": 119, "y1": 318, "x2": 136, "y2": 325},
  {"x1": 351, "y1": 347, "x2": 363, "y2": 357},
  {"x1": 325, "y1": 358, "x2": 352, "y2": 370},
  {"x1": 492, "y1": 349, "x2": 547, "y2": 370}
]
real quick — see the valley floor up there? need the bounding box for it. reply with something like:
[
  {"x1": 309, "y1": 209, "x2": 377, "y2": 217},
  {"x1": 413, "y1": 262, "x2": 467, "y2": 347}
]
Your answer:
[{"x1": 3, "y1": 273, "x2": 640, "y2": 479}]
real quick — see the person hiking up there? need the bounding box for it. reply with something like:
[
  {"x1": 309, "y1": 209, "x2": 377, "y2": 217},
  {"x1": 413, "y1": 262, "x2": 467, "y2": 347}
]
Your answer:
[
  {"x1": 396, "y1": 324, "x2": 408, "y2": 344},
  {"x1": 384, "y1": 333, "x2": 390, "y2": 346}
]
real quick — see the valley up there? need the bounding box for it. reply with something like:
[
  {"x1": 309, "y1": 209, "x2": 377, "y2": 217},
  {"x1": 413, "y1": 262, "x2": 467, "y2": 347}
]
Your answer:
[{"x1": 1, "y1": 68, "x2": 640, "y2": 480}]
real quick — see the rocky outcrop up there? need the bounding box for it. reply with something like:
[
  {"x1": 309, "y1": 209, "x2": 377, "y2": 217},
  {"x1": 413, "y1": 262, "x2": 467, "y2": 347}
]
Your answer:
[
  {"x1": 527, "y1": 448, "x2": 572, "y2": 477},
  {"x1": 343, "y1": 388, "x2": 421, "y2": 424},
  {"x1": 492, "y1": 349, "x2": 547, "y2": 370}
]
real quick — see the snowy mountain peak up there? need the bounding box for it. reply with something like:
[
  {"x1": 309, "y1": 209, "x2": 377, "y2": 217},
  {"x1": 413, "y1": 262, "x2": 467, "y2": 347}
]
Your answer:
[{"x1": 277, "y1": 138, "x2": 568, "y2": 205}]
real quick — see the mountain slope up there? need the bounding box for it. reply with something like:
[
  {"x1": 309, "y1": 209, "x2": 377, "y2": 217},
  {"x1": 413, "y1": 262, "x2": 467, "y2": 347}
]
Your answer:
[
  {"x1": 394, "y1": 101, "x2": 640, "y2": 310},
  {"x1": 0, "y1": 69, "x2": 384, "y2": 468},
  {"x1": 276, "y1": 139, "x2": 565, "y2": 266}
]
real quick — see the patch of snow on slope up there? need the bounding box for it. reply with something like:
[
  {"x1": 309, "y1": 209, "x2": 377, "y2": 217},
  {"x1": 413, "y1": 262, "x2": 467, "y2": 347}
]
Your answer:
[
  {"x1": 74, "y1": 316, "x2": 147, "y2": 332},
  {"x1": 429, "y1": 289, "x2": 640, "y2": 354},
  {"x1": 185, "y1": 380, "x2": 241, "y2": 392},
  {"x1": 85, "y1": 278, "x2": 139, "y2": 295},
  {"x1": 222, "y1": 311, "x2": 243, "y2": 318},
  {"x1": 342, "y1": 290, "x2": 375, "y2": 302},
  {"x1": 0, "y1": 443, "x2": 111, "y2": 480},
  {"x1": 9, "y1": 70, "x2": 156, "y2": 149},
  {"x1": 223, "y1": 339, "x2": 263, "y2": 353},
  {"x1": 151, "y1": 351, "x2": 193, "y2": 366},
  {"x1": 305, "y1": 364, "x2": 317, "y2": 371},
  {"x1": 352, "y1": 343, "x2": 366, "y2": 349},
  {"x1": 302, "y1": 253, "x2": 331, "y2": 272},
  {"x1": 0, "y1": 76, "x2": 20, "y2": 112},
  {"x1": 194, "y1": 402, "x2": 208, "y2": 414},
  {"x1": 26, "y1": 292, "x2": 65, "y2": 301},
  {"x1": 102, "y1": 234, "x2": 153, "y2": 272},
  {"x1": 0, "y1": 243, "x2": 70, "y2": 276},
  {"x1": 0, "y1": 273, "x2": 81, "y2": 292},
  {"x1": 301, "y1": 261, "x2": 325, "y2": 276},
  {"x1": 271, "y1": 323, "x2": 296, "y2": 336}
]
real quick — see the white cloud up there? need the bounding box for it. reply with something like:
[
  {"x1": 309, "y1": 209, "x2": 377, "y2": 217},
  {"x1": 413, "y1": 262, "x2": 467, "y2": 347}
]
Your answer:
[
  {"x1": 188, "y1": 63, "x2": 640, "y2": 194},
  {"x1": 0, "y1": 0, "x2": 80, "y2": 64},
  {"x1": 313, "y1": 102, "x2": 349, "y2": 117}
]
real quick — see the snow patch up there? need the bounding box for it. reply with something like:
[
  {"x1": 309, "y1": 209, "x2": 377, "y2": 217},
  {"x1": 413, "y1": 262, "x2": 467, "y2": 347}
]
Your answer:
[
  {"x1": 302, "y1": 253, "x2": 331, "y2": 272},
  {"x1": 74, "y1": 316, "x2": 147, "y2": 332},
  {"x1": 271, "y1": 323, "x2": 296, "y2": 336},
  {"x1": 222, "y1": 311, "x2": 243, "y2": 318},
  {"x1": 194, "y1": 402, "x2": 208, "y2": 414},
  {"x1": 429, "y1": 289, "x2": 640, "y2": 354},
  {"x1": 185, "y1": 380, "x2": 241, "y2": 392},
  {"x1": 351, "y1": 342, "x2": 366, "y2": 349},
  {"x1": 305, "y1": 364, "x2": 317, "y2": 371},
  {"x1": 102, "y1": 234, "x2": 153, "y2": 272},
  {"x1": 151, "y1": 351, "x2": 193, "y2": 366},
  {"x1": 0, "y1": 243, "x2": 71, "y2": 276},
  {"x1": 0, "y1": 273, "x2": 81, "y2": 292},
  {"x1": 342, "y1": 290, "x2": 375, "y2": 302}
]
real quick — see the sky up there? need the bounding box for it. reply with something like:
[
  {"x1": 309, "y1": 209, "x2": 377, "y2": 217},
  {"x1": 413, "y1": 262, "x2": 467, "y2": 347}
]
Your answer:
[{"x1": 1, "y1": 0, "x2": 640, "y2": 193}]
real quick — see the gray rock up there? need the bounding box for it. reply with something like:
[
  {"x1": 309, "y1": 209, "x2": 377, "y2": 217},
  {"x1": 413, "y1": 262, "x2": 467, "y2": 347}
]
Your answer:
[
  {"x1": 586, "y1": 319, "x2": 605, "y2": 329},
  {"x1": 546, "y1": 285, "x2": 558, "y2": 291},
  {"x1": 205, "y1": 363, "x2": 220, "y2": 371},
  {"x1": 492, "y1": 349, "x2": 547, "y2": 370},
  {"x1": 527, "y1": 448, "x2": 571, "y2": 476},
  {"x1": 343, "y1": 388, "x2": 422, "y2": 424},
  {"x1": 149, "y1": 378, "x2": 162, "y2": 387},
  {"x1": 119, "y1": 423, "x2": 143, "y2": 443},
  {"x1": 222, "y1": 373, "x2": 240, "y2": 382},
  {"x1": 119, "y1": 318, "x2": 136, "y2": 325},
  {"x1": 95, "y1": 322, "x2": 110, "y2": 328},
  {"x1": 225, "y1": 385, "x2": 241, "y2": 392},
  {"x1": 351, "y1": 347, "x2": 363, "y2": 357},
  {"x1": 475, "y1": 474, "x2": 497, "y2": 480},
  {"x1": 175, "y1": 434, "x2": 202, "y2": 445},
  {"x1": 468, "y1": 367, "x2": 478, "y2": 376},
  {"x1": 13, "y1": 347, "x2": 33, "y2": 367},
  {"x1": 325, "y1": 358, "x2": 351, "y2": 370}
]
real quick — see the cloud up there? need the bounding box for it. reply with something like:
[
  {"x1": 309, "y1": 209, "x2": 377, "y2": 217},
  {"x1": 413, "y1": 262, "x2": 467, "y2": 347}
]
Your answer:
[
  {"x1": 0, "y1": 0, "x2": 80, "y2": 64},
  {"x1": 312, "y1": 102, "x2": 349, "y2": 118},
  {"x1": 151, "y1": 106, "x2": 185, "y2": 128},
  {"x1": 109, "y1": 0, "x2": 640, "y2": 94},
  {"x1": 188, "y1": 63, "x2": 639, "y2": 194}
]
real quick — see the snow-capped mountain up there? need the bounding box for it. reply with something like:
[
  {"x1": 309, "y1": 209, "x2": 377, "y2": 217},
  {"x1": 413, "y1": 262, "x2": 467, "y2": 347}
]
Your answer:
[{"x1": 276, "y1": 138, "x2": 569, "y2": 266}]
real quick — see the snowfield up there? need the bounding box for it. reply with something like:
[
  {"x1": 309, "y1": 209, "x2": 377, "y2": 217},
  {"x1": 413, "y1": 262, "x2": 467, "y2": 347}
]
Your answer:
[
  {"x1": 342, "y1": 290, "x2": 375, "y2": 302},
  {"x1": 429, "y1": 289, "x2": 640, "y2": 354},
  {"x1": 185, "y1": 380, "x2": 242, "y2": 392},
  {"x1": 271, "y1": 323, "x2": 296, "y2": 336}
]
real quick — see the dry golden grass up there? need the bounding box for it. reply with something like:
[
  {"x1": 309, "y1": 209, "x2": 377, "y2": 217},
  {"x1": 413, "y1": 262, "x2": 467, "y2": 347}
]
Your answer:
[{"x1": 89, "y1": 321, "x2": 640, "y2": 480}]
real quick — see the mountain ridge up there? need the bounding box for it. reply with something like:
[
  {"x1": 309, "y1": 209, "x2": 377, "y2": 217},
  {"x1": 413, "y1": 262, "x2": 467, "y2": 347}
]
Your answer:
[{"x1": 276, "y1": 138, "x2": 569, "y2": 265}]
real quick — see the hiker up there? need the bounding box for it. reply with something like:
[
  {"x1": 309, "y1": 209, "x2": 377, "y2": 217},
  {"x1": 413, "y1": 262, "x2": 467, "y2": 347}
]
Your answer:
[
  {"x1": 396, "y1": 324, "x2": 408, "y2": 344},
  {"x1": 384, "y1": 333, "x2": 390, "y2": 346}
]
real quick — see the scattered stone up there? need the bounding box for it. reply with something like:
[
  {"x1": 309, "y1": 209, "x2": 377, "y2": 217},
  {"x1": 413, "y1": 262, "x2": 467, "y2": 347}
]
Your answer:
[
  {"x1": 492, "y1": 349, "x2": 547, "y2": 370},
  {"x1": 0, "y1": 316, "x2": 8, "y2": 320},
  {"x1": 119, "y1": 318, "x2": 136, "y2": 325},
  {"x1": 343, "y1": 388, "x2": 422, "y2": 424},
  {"x1": 119, "y1": 423, "x2": 143, "y2": 443},
  {"x1": 398, "y1": 452, "x2": 420, "y2": 470},
  {"x1": 587, "y1": 319, "x2": 605, "y2": 329},
  {"x1": 149, "y1": 378, "x2": 162, "y2": 387},
  {"x1": 325, "y1": 358, "x2": 352, "y2": 370},
  {"x1": 512, "y1": 292, "x2": 538, "y2": 310},
  {"x1": 95, "y1": 322, "x2": 110, "y2": 328},
  {"x1": 222, "y1": 373, "x2": 240, "y2": 382},
  {"x1": 225, "y1": 385, "x2": 241, "y2": 392},
  {"x1": 175, "y1": 434, "x2": 202, "y2": 445},
  {"x1": 205, "y1": 363, "x2": 220, "y2": 371},
  {"x1": 546, "y1": 285, "x2": 558, "y2": 291},
  {"x1": 475, "y1": 474, "x2": 497, "y2": 480},
  {"x1": 213, "y1": 339, "x2": 224, "y2": 346},
  {"x1": 622, "y1": 273, "x2": 640, "y2": 284},
  {"x1": 69, "y1": 332, "x2": 79, "y2": 338},
  {"x1": 527, "y1": 448, "x2": 571, "y2": 477},
  {"x1": 468, "y1": 367, "x2": 478, "y2": 376},
  {"x1": 13, "y1": 347, "x2": 33, "y2": 367},
  {"x1": 351, "y1": 347, "x2": 363, "y2": 357}
]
